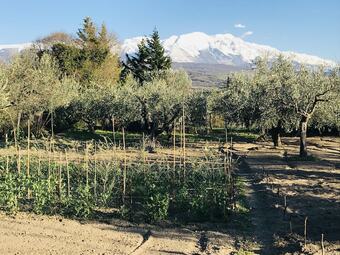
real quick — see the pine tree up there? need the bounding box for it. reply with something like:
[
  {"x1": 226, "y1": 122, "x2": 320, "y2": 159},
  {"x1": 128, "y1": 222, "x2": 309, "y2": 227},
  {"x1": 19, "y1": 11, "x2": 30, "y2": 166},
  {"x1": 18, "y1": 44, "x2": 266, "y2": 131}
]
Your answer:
[
  {"x1": 77, "y1": 17, "x2": 98, "y2": 48},
  {"x1": 98, "y1": 24, "x2": 110, "y2": 50},
  {"x1": 146, "y1": 29, "x2": 171, "y2": 73},
  {"x1": 123, "y1": 29, "x2": 171, "y2": 84},
  {"x1": 123, "y1": 39, "x2": 150, "y2": 83}
]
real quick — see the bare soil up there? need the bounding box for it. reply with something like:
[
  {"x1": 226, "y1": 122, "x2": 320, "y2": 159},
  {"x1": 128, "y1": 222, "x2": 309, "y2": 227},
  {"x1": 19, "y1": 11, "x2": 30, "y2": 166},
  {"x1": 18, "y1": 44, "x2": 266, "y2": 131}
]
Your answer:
[
  {"x1": 0, "y1": 211, "x2": 240, "y2": 255},
  {"x1": 0, "y1": 136, "x2": 339, "y2": 254},
  {"x1": 234, "y1": 136, "x2": 340, "y2": 255}
]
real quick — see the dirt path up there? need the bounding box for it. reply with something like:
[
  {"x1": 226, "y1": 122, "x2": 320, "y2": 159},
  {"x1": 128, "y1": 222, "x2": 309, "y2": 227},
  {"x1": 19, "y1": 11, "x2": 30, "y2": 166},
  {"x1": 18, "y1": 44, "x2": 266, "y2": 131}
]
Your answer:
[
  {"x1": 0, "y1": 212, "x2": 238, "y2": 255},
  {"x1": 235, "y1": 137, "x2": 340, "y2": 255}
]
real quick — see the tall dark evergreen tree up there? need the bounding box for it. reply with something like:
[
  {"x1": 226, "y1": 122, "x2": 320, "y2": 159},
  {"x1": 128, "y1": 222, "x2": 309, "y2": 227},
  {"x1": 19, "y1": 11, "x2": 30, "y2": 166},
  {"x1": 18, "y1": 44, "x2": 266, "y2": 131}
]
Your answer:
[
  {"x1": 123, "y1": 29, "x2": 171, "y2": 84},
  {"x1": 146, "y1": 29, "x2": 171, "y2": 73},
  {"x1": 123, "y1": 39, "x2": 150, "y2": 83},
  {"x1": 77, "y1": 17, "x2": 98, "y2": 49}
]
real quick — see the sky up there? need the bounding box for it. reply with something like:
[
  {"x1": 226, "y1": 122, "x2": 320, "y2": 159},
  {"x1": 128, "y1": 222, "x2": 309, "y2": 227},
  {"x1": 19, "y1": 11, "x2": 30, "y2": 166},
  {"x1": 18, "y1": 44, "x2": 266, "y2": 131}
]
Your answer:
[{"x1": 0, "y1": 0, "x2": 339, "y2": 61}]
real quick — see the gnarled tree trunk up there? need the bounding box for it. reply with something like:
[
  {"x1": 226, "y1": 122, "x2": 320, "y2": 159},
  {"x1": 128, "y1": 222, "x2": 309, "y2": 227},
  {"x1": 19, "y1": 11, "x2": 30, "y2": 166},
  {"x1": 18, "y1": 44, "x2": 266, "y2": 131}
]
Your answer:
[
  {"x1": 299, "y1": 115, "x2": 309, "y2": 157},
  {"x1": 271, "y1": 120, "x2": 283, "y2": 147}
]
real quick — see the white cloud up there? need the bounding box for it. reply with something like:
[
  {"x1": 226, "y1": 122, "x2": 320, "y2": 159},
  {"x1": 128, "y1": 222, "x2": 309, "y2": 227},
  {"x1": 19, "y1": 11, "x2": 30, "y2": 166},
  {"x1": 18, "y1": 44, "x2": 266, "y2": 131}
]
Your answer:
[
  {"x1": 234, "y1": 23, "x2": 246, "y2": 29},
  {"x1": 241, "y1": 31, "x2": 253, "y2": 38}
]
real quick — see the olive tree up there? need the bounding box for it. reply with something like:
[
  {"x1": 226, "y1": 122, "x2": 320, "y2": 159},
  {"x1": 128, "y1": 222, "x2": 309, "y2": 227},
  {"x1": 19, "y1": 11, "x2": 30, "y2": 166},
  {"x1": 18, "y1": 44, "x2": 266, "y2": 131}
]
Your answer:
[
  {"x1": 135, "y1": 70, "x2": 191, "y2": 143},
  {"x1": 209, "y1": 73, "x2": 251, "y2": 130},
  {"x1": 5, "y1": 51, "x2": 78, "y2": 141},
  {"x1": 187, "y1": 90, "x2": 209, "y2": 134},
  {"x1": 251, "y1": 57, "x2": 297, "y2": 146},
  {"x1": 291, "y1": 66, "x2": 339, "y2": 156},
  {"x1": 0, "y1": 63, "x2": 10, "y2": 110}
]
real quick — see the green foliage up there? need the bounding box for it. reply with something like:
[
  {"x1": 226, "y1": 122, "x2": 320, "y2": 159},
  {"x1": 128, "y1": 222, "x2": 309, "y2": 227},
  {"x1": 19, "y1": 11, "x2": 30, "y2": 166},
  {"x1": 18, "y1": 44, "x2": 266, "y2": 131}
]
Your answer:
[
  {"x1": 134, "y1": 70, "x2": 192, "y2": 139},
  {"x1": 63, "y1": 184, "x2": 94, "y2": 218},
  {"x1": 187, "y1": 91, "x2": 209, "y2": 133},
  {"x1": 31, "y1": 177, "x2": 53, "y2": 214},
  {"x1": 146, "y1": 191, "x2": 170, "y2": 222},
  {"x1": 0, "y1": 173, "x2": 20, "y2": 214},
  {"x1": 41, "y1": 17, "x2": 120, "y2": 87},
  {"x1": 123, "y1": 29, "x2": 171, "y2": 83},
  {"x1": 0, "y1": 63, "x2": 10, "y2": 110}
]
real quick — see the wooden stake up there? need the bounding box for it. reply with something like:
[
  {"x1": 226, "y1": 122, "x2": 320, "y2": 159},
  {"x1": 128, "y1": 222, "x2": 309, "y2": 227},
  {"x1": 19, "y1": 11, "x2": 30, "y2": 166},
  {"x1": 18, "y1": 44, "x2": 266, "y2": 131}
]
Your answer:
[
  {"x1": 112, "y1": 117, "x2": 116, "y2": 148},
  {"x1": 122, "y1": 127, "x2": 127, "y2": 203},
  {"x1": 94, "y1": 144, "x2": 97, "y2": 201},
  {"x1": 27, "y1": 116, "x2": 30, "y2": 177},
  {"x1": 66, "y1": 150, "x2": 70, "y2": 198},
  {"x1": 5, "y1": 134, "x2": 9, "y2": 174},
  {"x1": 58, "y1": 152, "x2": 62, "y2": 199},
  {"x1": 182, "y1": 106, "x2": 186, "y2": 174},
  {"x1": 304, "y1": 216, "x2": 308, "y2": 248},
  {"x1": 321, "y1": 233, "x2": 325, "y2": 255},
  {"x1": 17, "y1": 146, "x2": 21, "y2": 174},
  {"x1": 173, "y1": 122, "x2": 176, "y2": 172},
  {"x1": 85, "y1": 143, "x2": 89, "y2": 188},
  {"x1": 142, "y1": 132, "x2": 146, "y2": 164},
  {"x1": 179, "y1": 115, "x2": 183, "y2": 168}
]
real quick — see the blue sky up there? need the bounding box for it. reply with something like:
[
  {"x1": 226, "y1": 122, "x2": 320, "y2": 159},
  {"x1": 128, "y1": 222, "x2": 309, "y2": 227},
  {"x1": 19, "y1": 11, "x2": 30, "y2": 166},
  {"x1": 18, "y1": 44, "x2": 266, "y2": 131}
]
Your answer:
[{"x1": 1, "y1": 0, "x2": 339, "y2": 61}]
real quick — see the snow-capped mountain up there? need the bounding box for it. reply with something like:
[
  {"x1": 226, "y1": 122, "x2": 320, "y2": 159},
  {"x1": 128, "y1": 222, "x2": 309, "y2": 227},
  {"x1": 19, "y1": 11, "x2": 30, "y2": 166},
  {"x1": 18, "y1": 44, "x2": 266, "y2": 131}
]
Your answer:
[
  {"x1": 0, "y1": 43, "x2": 32, "y2": 62},
  {"x1": 122, "y1": 32, "x2": 336, "y2": 68},
  {"x1": 1, "y1": 32, "x2": 336, "y2": 68}
]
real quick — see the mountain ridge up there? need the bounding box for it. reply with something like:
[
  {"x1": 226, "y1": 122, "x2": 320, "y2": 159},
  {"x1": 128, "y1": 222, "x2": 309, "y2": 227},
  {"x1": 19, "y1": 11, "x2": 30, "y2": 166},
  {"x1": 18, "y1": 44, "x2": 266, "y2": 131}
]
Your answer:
[
  {"x1": 121, "y1": 31, "x2": 336, "y2": 68},
  {"x1": 1, "y1": 32, "x2": 337, "y2": 68}
]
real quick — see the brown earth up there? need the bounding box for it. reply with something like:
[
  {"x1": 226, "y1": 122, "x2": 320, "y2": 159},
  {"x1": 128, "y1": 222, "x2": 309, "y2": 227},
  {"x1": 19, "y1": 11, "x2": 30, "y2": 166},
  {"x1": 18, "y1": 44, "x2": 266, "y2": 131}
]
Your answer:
[
  {"x1": 0, "y1": 136, "x2": 339, "y2": 254},
  {"x1": 234, "y1": 136, "x2": 340, "y2": 255}
]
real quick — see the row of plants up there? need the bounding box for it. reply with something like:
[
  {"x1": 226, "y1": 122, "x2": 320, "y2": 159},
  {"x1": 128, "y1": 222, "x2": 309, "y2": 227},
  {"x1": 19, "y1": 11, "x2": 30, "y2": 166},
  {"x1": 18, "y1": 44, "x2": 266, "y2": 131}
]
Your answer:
[{"x1": 0, "y1": 150, "x2": 241, "y2": 222}]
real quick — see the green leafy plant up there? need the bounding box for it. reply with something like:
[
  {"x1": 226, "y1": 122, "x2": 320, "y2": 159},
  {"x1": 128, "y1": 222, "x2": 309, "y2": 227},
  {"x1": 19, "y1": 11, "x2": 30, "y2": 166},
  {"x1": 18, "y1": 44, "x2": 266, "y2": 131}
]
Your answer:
[
  {"x1": 63, "y1": 184, "x2": 94, "y2": 218},
  {"x1": 0, "y1": 173, "x2": 19, "y2": 214}
]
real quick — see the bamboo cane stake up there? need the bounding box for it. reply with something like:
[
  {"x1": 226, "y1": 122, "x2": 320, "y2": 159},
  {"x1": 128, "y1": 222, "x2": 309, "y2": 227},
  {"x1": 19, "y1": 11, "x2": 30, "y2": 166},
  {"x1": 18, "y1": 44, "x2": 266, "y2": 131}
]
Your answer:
[
  {"x1": 58, "y1": 152, "x2": 62, "y2": 199},
  {"x1": 321, "y1": 234, "x2": 325, "y2": 255},
  {"x1": 142, "y1": 132, "x2": 146, "y2": 164},
  {"x1": 112, "y1": 117, "x2": 116, "y2": 149},
  {"x1": 183, "y1": 106, "x2": 186, "y2": 172},
  {"x1": 173, "y1": 122, "x2": 176, "y2": 172},
  {"x1": 5, "y1": 134, "x2": 9, "y2": 174},
  {"x1": 94, "y1": 143, "x2": 97, "y2": 201},
  {"x1": 85, "y1": 142, "x2": 89, "y2": 188},
  {"x1": 179, "y1": 116, "x2": 183, "y2": 168},
  {"x1": 27, "y1": 116, "x2": 30, "y2": 177},
  {"x1": 66, "y1": 150, "x2": 70, "y2": 198},
  {"x1": 122, "y1": 127, "x2": 127, "y2": 203},
  {"x1": 48, "y1": 140, "x2": 51, "y2": 189},
  {"x1": 17, "y1": 146, "x2": 21, "y2": 174},
  {"x1": 304, "y1": 216, "x2": 308, "y2": 248}
]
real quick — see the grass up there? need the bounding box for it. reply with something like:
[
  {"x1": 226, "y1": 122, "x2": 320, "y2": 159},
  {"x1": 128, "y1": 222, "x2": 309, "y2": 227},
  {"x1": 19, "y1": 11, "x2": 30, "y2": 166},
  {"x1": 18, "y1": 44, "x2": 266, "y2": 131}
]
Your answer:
[{"x1": 56, "y1": 127, "x2": 259, "y2": 146}]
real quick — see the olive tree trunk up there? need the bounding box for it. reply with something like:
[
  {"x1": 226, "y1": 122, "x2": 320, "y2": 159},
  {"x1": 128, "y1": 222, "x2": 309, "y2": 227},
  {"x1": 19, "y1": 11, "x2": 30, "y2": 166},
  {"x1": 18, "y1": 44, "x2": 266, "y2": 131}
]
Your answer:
[
  {"x1": 271, "y1": 120, "x2": 283, "y2": 147},
  {"x1": 299, "y1": 115, "x2": 309, "y2": 157},
  {"x1": 272, "y1": 129, "x2": 282, "y2": 147}
]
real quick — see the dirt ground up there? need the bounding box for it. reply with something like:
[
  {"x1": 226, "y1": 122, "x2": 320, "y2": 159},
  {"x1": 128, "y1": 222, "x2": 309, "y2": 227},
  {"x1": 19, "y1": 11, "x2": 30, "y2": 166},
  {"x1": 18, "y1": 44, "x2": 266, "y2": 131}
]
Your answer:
[
  {"x1": 0, "y1": 211, "x2": 239, "y2": 255},
  {"x1": 234, "y1": 136, "x2": 340, "y2": 255},
  {"x1": 0, "y1": 136, "x2": 339, "y2": 254}
]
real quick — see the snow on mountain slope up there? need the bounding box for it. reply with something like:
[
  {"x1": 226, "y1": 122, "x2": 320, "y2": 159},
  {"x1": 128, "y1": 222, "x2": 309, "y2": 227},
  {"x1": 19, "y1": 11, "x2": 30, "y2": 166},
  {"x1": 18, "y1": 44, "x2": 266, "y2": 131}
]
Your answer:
[
  {"x1": 1, "y1": 33, "x2": 336, "y2": 68},
  {"x1": 121, "y1": 32, "x2": 336, "y2": 67},
  {"x1": 0, "y1": 43, "x2": 32, "y2": 62},
  {"x1": 0, "y1": 43, "x2": 32, "y2": 51}
]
